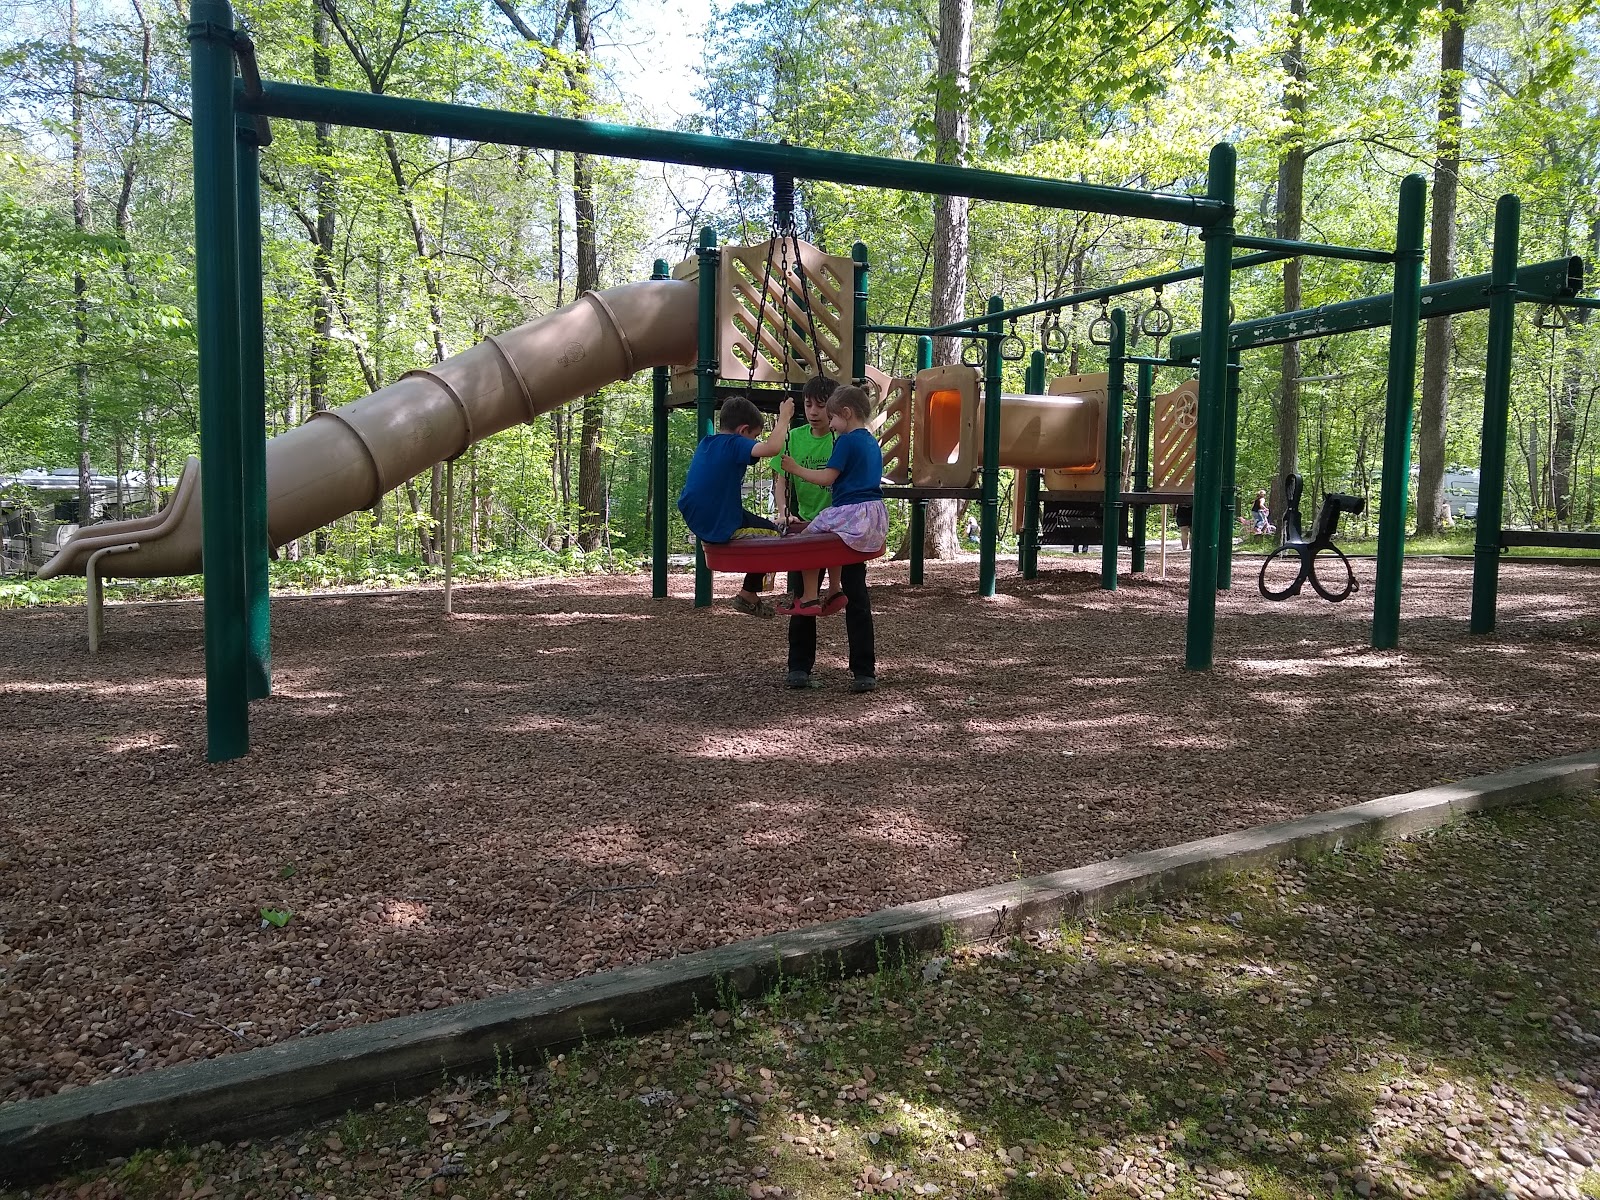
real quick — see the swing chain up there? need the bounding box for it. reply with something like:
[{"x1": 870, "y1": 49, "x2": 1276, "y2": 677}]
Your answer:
[
  {"x1": 1088, "y1": 300, "x2": 1114, "y2": 347},
  {"x1": 999, "y1": 318, "x2": 1027, "y2": 362}
]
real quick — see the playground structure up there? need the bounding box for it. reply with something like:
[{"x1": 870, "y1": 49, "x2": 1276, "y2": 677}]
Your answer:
[{"x1": 34, "y1": 0, "x2": 1593, "y2": 761}]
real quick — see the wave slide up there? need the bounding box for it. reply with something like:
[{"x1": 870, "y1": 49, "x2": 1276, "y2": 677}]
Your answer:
[{"x1": 38, "y1": 279, "x2": 698, "y2": 580}]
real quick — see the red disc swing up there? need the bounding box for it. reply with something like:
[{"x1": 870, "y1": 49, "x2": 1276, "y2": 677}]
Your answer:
[{"x1": 701, "y1": 533, "x2": 885, "y2": 574}]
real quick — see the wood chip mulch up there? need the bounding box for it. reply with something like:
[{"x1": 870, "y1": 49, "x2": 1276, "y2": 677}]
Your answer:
[{"x1": 2, "y1": 554, "x2": 1597, "y2": 1107}]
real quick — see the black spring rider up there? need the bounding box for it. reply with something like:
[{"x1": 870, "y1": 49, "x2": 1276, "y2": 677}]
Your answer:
[{"x1": 1258, "y1": 474, "x2": 1366, "y2": 603}]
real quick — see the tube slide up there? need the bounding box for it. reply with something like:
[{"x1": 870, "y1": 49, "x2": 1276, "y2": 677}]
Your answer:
[
  {"x1": 38, "y1": 279, "x2": 698, "y2": 580},
  {"x1": 915, "y1": 366, "x2": 1107, "y2": 488}
]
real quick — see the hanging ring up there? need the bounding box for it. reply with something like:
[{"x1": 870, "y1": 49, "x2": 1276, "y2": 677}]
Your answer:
[
  {"x1": 1534, "y1": 303, "x2": 1569, "y2": 331},
  {"x1": 1041, "y1": 317, "x2": 1068, "y2": 355},
  {"x1": 1088, "y1": 303, "x2": 1114, "y2": 348},
  {"x1": 999, "y1": 321, "x2": 1027, "y2": 362},
  {"x1": 961, "y1": 341, "x2": 987, "y2": 368},
  {"x1": 1140, "y1": 299, "x2": 1174, "y2": 340}
]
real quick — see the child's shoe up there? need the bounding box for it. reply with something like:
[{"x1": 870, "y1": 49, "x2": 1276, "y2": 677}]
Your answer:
[
  {"x1": 732, "y1": 594, "x2": 775, "y2": 618},
  {"x1": 777, "y1": 598, "x2": 825, "y2": 618}
]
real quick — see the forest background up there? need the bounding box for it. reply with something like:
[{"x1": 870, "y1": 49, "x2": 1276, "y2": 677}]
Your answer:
[{"x1": 1, "y1": 0, "x2": 1597, "y2": 593}]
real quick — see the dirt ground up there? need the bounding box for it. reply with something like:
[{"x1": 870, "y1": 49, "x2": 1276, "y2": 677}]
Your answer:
[{"x1": 2, "y1": 553, "x2": 1598, "y2": 1109}]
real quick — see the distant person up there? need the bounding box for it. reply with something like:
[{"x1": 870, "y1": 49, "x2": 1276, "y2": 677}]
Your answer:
[
  {"x1": 1176, "y1": 503, "x2": 1193, "y2": 551},
  {"x1": 965, "y1": 512, "x2": 980, "y2": 544},
  {"x1": 1440, "y1": 502, "x2": 1455, "y2": 529},
  {"x1": 677, "y1": 395, "x2": 793, "y2": 618},
  {"x1": 779, "y1": 384, "x2": 885, "y2": 692},
  {"x1": 1251, "y1": 489, "x2": 1273, "y2": 535}
]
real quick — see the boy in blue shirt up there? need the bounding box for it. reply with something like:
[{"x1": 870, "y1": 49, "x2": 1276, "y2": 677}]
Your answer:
[{"x1": 677, "y1": 395, "x2": 793, "y2": 617}]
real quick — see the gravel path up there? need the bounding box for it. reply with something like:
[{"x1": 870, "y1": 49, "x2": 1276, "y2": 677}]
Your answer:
[{"x1": 2, "y1": 555, "x2": 1598, "y2": 1107}]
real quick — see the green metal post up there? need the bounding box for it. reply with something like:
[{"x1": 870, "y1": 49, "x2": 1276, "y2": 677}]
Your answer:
[
  {"x1": 240, "y1": 81, "x2": 1229, "y2": 228},
  {"x1": 650, "y1": 257, "x2": 671, "y2": 599},
  {"x1": 234, "y1": 113, "x2": 270, "y2": 700},
  {"x1": 1101, "y1": 309, "x2": 1127, "y2": 590},
  {"x1": 189, "y1": 0, "x2": 248, "y2": 760},
  {"x1": 1184, "y1": 143, "x2": 1235, "y2": 671},
  {"x1": 909, "y1": 335, "x2": 930, "y2": 586},
  {"x1": 1216, "y1": 352, "x2": 1241, "y2": 589},
  {"x1": 1471, "y1": 196, "x2": 1521, "y2": 634},
  {"x1": 1021, "y1": 350, "x2": 1045, "y2": 579},
  {"x1": 852, "y1": 242, "x2": 869, "y2": 382},
  {"x1": 1131, "y1": 362, "x2": 1153, "y2": 574},
  {"x1": 979, "y1": 296, "x2": 1004, "y2": 597},
  {"x1": 693, "y1": 227, "x2": 717, "y2": 607},
  {"x1": 1371, "y1": 174, "x2": 1428, "y2": 650}
]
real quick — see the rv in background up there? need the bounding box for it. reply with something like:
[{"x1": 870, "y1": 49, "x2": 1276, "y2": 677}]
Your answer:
[
  {"x1": 1441, "y1": 467, "x2": 1480, "y2": 521},
  {"x1": 0, "y1": 468, "x2": 170, "y2": 575}
]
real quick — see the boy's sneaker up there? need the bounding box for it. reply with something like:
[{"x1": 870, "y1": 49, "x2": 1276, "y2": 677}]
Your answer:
[
  {"x1": 786, "y1": 670, "x2": 820, "y2": 689},
  {"x1": 850, "y1": 675, "x2": 877, "y2": 693},
  {"x1": 732, "y1": 594, "x2": 775, "y2": 618}
]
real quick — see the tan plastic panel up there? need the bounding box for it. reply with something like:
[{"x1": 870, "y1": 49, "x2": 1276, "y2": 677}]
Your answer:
[
  {"x1": 1152, "y1": 379, "x2": 1199, "y2": 490},
  {"x1": 38, "y1": 279, "x2": 699, "y2": 580},
  {"x1": 911, "y1": 365, "x2": 980, "y2": 487},
  {"x1": 720, "y1": 239, "x2": 854, "y2": 384},
  {"x1": 877, "y1": 375, "x2": 912, "y2": 485}
]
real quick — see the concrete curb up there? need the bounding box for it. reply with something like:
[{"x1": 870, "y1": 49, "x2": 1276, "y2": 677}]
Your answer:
[{"x1": 5, "y1": 748, "x2": 1598, "y2": 1184}]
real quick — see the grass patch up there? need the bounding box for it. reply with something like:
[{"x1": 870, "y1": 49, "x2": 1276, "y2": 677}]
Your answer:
[
  {"x1": 0, "y1": 547, "x2": 643, "y2": 608},
  {"x1": 14, "y1": 795, "x2": 1600, "y2": 1199}
]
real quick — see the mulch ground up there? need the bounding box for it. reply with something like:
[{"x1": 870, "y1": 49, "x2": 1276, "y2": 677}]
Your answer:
[{"x1": 2, "y1": 554, "x2": 1598, "y2": 1109}]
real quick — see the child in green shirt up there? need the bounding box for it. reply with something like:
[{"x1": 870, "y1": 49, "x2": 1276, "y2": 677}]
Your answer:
[{"x1": 774, "y1": 375, "x2": 838, "y2": 532}]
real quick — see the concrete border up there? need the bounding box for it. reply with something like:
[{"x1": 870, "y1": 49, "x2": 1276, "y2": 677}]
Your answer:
[{"x1": 5, "y1": 748, "x2": 1598, "y2": 1184}]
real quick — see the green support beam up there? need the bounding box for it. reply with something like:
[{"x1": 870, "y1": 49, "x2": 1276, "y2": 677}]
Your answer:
[
  {"x1": 1130, "y1": 362, "x2": 1153, "y2": 574},
  {"x1": 1371, "y1": 174, "x2": 1428, "y2": 651},
  {"x1": 1101, "y1": 309, "x2": 1126, "y2": 591},
  {"x1": 1170, "y1": 256, "x2": 1582, "y2": 360},
  {"x1": 189, "y1": 0, "x2": 249, "y2": 761},
  {"x1": 1216, "y1": 352, "x2": 1241, "y2": 590},
  {"x1": 693, "y1": 227, "x2": 717, "y2": 608},
  {"x1": 1020, "y1": 350, "x2": 1045, "y2": 579},
  {"x1": 866, "y1": 250, "x2": 1291, "y2": 338},
  {"x1": 1471, "y1": 196, "x2": 1521, "y2": 635},
  {"x1": 851, "y1": 243, "x2": 869, "y2": 381},
  {"x1": 909, "y1": 336, "x2": 930, "y2": 586},
  {"x1": 1230, "y1": 234, "x2": 1395, "y2": 264},
  {"x1": 1183, "y1": 143, "x2": 1235, "y2": 671},
  {"x1": 241, "y1": 82, "x2": 1227, "y2": 228},
  {"x1": 979, "y1": 297, "x2": 1003, "y2": 597},
  {"x1": 650, "y1": 258, "x2": 671, "y2": 600},
  {"x1": 234, "y1": 115, "x2": 270, "y2": 701}
]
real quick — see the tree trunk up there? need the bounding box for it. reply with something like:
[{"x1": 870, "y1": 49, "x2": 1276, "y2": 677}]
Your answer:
[
  {"x1": 70, "y1": 0, "x2": 93, "y2": 529},
  {"x1": 310, "y1": 4, "x2": 337, "y2": 554},
  {"x1": 568, "y1": 0, "x2": 606, "y2": 551},
  {"x1": 1551, "y1": 214, "x2": 1591, "y2": 522},
  {"x1": 1272, "y1": 0, "x2": 1306, "y2": 522},
  {"x1": 1417, "y1": 0, "x2": 1466, "y2": 535},
  {"x1": 922, "y1": 0, "x2": 974, "y2": 561}
]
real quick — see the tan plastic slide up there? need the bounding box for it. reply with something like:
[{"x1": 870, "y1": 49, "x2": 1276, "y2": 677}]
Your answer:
[{"x1": 38, "y1": 279, "x2": 698, "y2": 580}]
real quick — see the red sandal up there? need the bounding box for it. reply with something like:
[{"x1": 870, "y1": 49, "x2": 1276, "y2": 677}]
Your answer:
[{"x1": 778, "y1": 598, "x2": 825, "y2": 618}]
